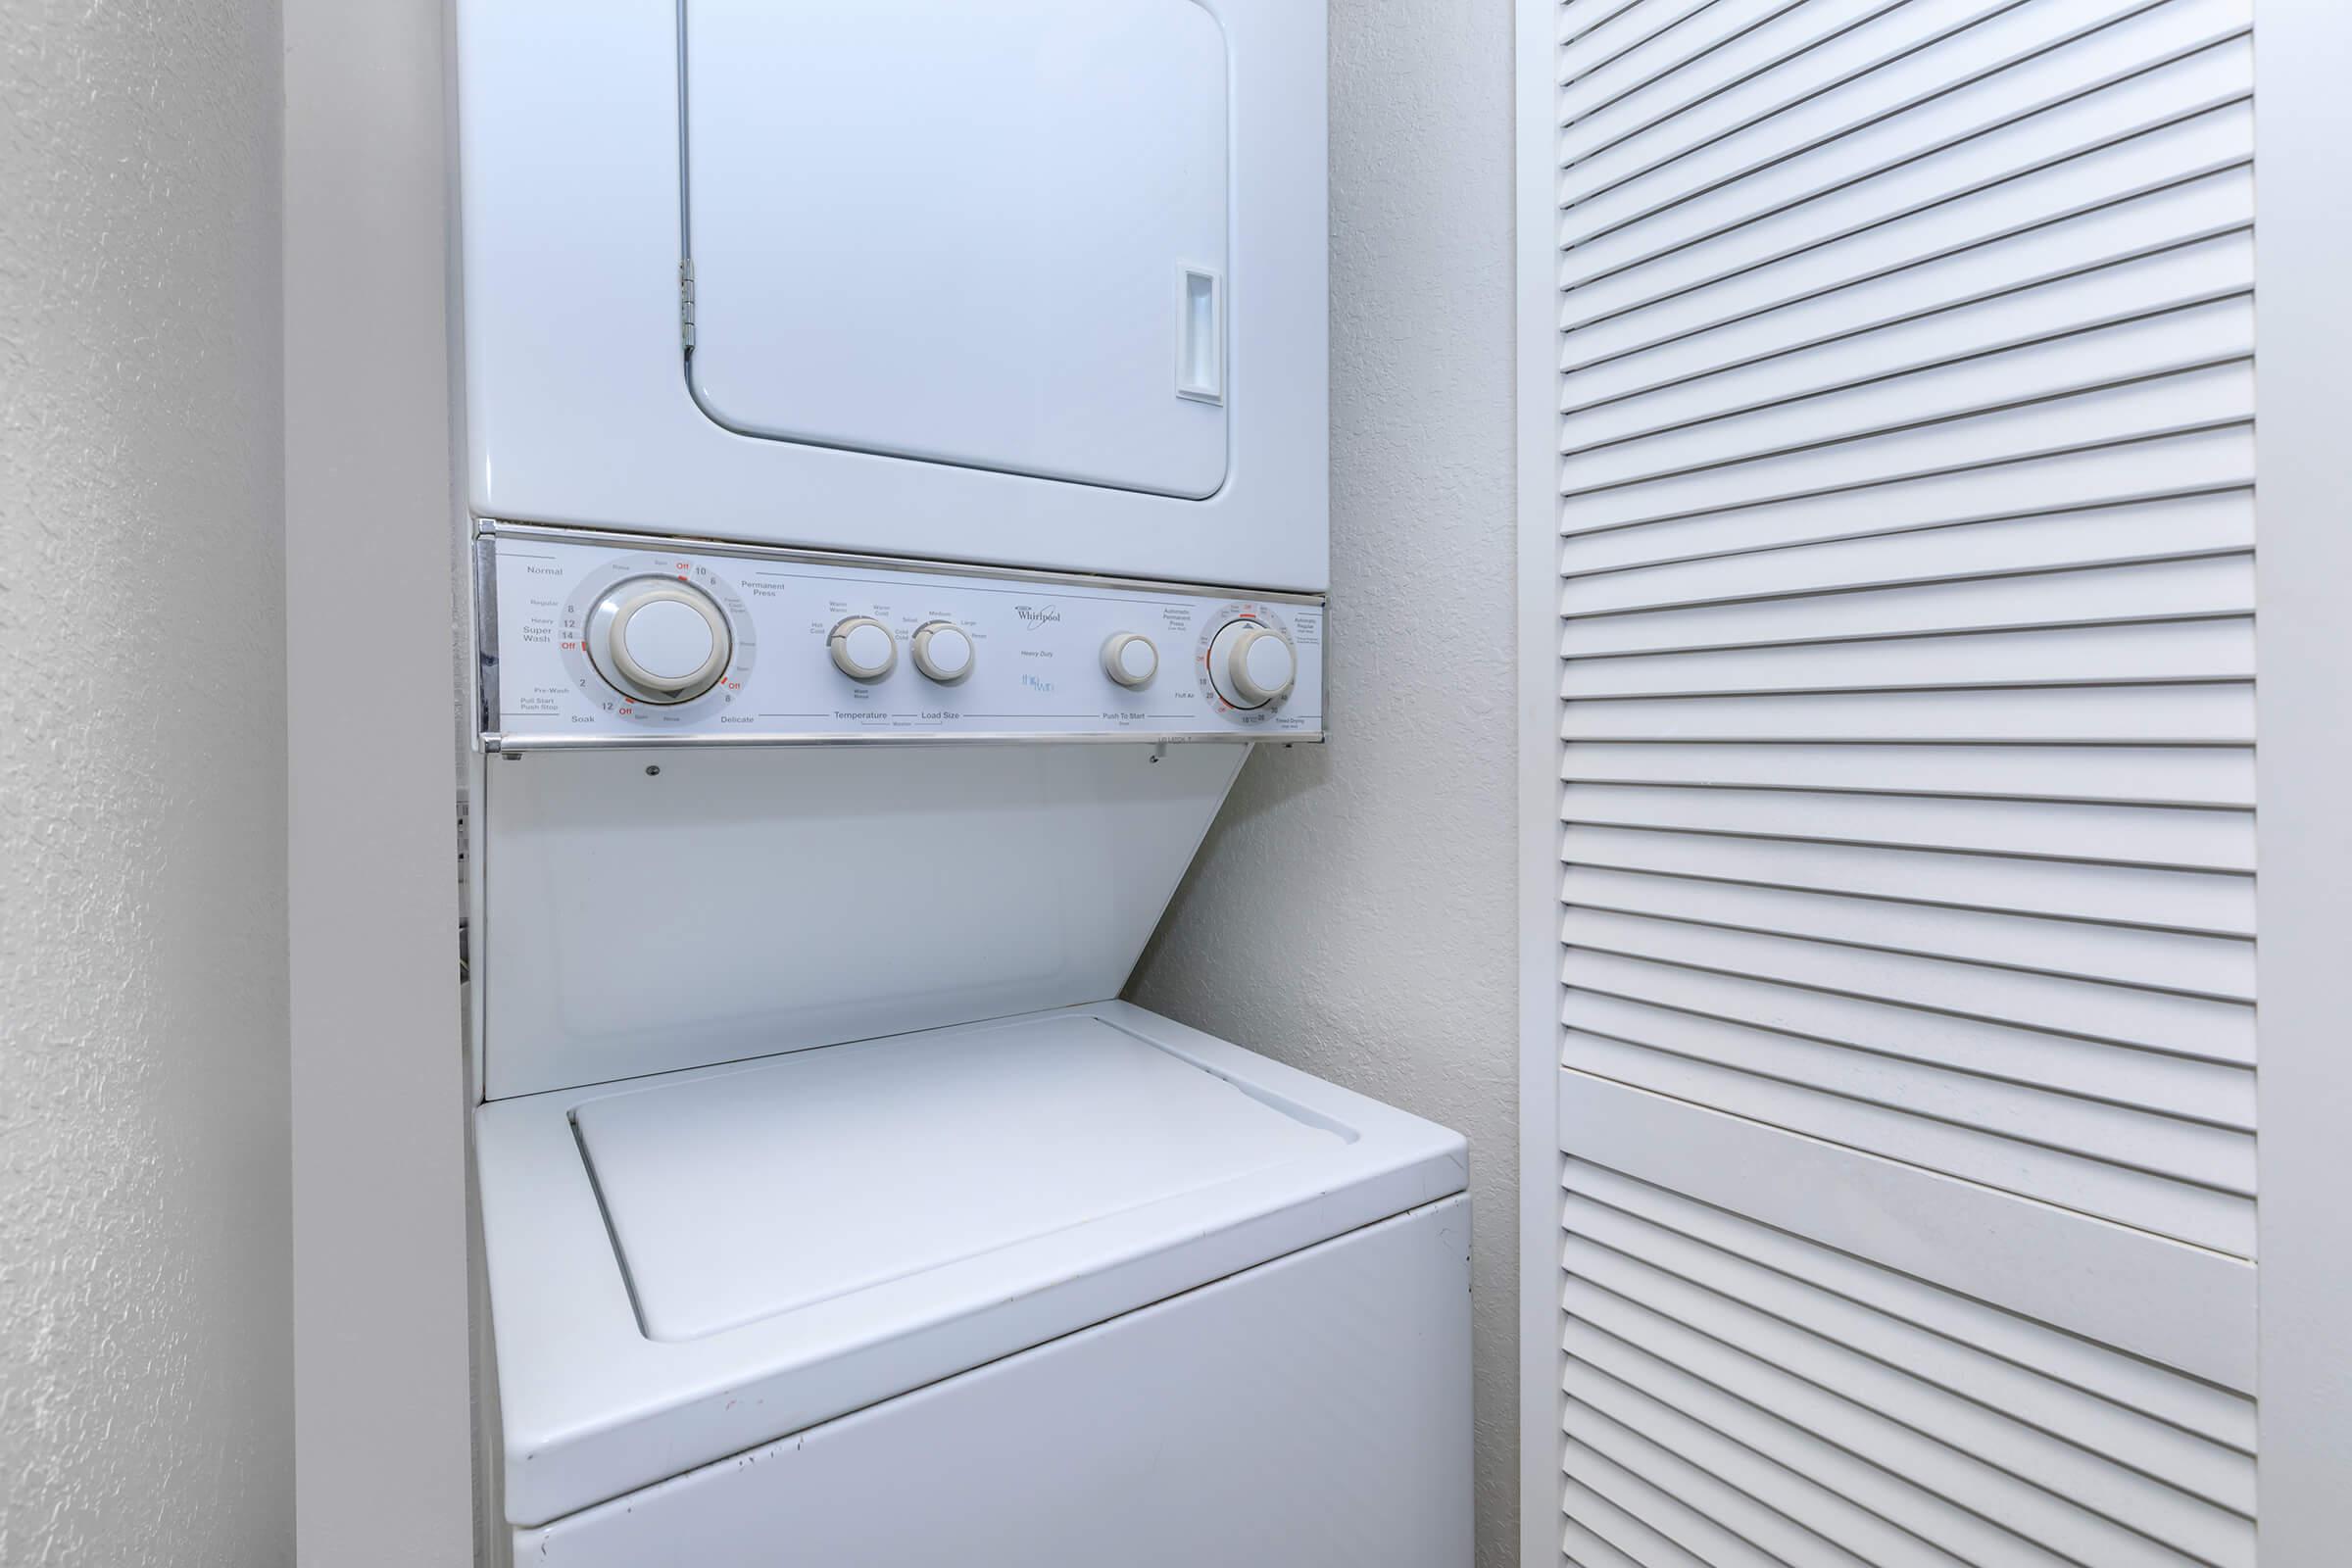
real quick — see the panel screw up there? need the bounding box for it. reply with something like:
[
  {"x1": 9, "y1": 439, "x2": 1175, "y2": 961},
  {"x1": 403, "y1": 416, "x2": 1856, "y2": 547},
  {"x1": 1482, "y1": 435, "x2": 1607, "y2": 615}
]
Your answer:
[{"x1": 645, "y1": 764, "x2": 662, "y2": 776}]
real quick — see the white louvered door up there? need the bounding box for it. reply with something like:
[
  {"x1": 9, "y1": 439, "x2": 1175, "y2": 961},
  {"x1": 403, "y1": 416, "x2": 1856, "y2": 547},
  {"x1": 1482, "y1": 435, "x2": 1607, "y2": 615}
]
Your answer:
[{"x1": 1513, "y1": 2, "x2": 2309, "y2": 1563}]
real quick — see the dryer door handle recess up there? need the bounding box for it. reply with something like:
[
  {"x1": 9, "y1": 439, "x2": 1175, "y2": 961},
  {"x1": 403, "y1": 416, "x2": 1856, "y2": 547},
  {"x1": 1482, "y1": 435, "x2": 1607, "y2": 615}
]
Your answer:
[{"x1": 1176, "y1": 267, "x2": 1224, "y2": 406}]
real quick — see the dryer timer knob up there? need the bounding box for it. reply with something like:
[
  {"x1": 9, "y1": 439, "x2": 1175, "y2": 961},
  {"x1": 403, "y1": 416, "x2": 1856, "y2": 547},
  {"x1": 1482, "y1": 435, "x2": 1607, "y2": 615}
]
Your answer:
[{"x1": 1207, "y1": 619, "x2": 1296, "y2": 710}]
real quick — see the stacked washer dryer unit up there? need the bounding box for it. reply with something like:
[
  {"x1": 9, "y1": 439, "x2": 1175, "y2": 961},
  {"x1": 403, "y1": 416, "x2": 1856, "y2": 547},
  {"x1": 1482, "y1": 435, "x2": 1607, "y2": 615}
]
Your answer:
[{"x1": 456, "y1": 4, "x2": 1471, "y2": 1563}]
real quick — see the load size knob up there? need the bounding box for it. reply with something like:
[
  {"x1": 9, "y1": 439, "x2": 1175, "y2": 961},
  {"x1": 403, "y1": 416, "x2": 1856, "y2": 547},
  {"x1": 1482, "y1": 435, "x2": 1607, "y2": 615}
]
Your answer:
[
  {"x1": 911, "y1": 621, "x2": 974, "y2": 683},
  {"x1": 586, "y1": 577, "x2": 732, "y2": 705},
  {"x1": 829, "y1": 616, "x2": 899, "y2": 682},
  {"x1": 1207, "y1": 618, "x2": 1296, "y2": 710}
]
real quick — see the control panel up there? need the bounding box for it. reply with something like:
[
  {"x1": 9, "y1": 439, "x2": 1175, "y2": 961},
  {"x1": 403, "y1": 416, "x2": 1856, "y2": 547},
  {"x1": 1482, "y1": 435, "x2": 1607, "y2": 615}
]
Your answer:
[{"x1": 476, "y1": 526, "x2": 1326, "y2": 748}]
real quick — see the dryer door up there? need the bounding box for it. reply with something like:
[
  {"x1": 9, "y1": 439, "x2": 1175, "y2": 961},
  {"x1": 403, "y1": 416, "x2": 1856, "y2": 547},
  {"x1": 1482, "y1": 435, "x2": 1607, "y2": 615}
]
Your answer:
[{"x1": 683, "y1": 0, "x2": 1230, "y2": 500}]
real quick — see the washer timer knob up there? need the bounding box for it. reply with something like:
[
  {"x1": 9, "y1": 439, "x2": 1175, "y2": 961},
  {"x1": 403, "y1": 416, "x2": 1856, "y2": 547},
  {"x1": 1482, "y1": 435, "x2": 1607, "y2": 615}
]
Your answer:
[
  {"x1": 587, "y1": 578, "x2": 733, "y2": 704},
  {"x1": 911, "y1": 621, "x2": 975, "y2": 683},
  {"x1": 1102, "y1": 633, "x2": 1159, "y2": 689},
  {"x1": 1207, "y1": 619, "x2": 1297, "y2": 709},
  {"x1": 829, "y1": 616, "x2": 899, "y2": 682}
]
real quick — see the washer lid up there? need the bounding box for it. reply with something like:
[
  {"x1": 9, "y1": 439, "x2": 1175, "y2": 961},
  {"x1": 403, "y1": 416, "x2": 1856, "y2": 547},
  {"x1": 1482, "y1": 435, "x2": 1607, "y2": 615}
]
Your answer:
[
  {"x1": 576, "y1": 1013, "x2": 1341, "y2": 1343},
  {"x1": 682, "y1": 0, "x2": 1231, "y2": 499},
  {"x1": 476, "y1": 1003, "x2": 1467, "y2": 1528}
]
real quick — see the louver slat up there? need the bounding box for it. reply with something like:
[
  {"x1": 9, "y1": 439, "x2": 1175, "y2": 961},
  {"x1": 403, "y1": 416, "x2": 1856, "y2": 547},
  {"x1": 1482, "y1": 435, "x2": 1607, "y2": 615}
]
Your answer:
[
  {"x1": 1560, "y1": 171, "x2": 2254, "y2": 386},
  {"x1": 1559, "y1": 742, "x2": 2255, "y2": 807},
  {"x1": 1559, "y1": 0, "x2": 1883, "y2": 136},
  {"x1": 1561, "y1": 0, "x2": 2247, "y2": 219},
  {"x1": 1562, "y1": 495, "x2": 2252, "y2": 610},
  {"x1": 1566, "y1": 1311, "x2": 2080, "y2": 1566},
  {"x1": 1563, "y1": 1192, "x2": 2255, "y2": 1512},
  {"x1": 1565, "y1": 1394, "x2": 1879, "y2": 1566},
  {"x1": 1564, "y1": 1274, "x2": 2228, "y2": 1568},
  {"x1": 1560, "y1": 53, "x2": 2253, "y2": 309},
  {"x1": 1561, "y1": 784, "x2": 2253, "y2": 871},
  {"x1": 1563, "y1": 21, "x2": 2253, "y2": 268},
  {"x1": 1561, "y1": 364, "x2": 2254, "y2": 524},
  {"x1": 1561, "y1": 907, "x2": 2253, "y2": 1063},
  {"x1": 1561, "y1": 616, "x2": 2255, "y2": 697},
  {"x1": 1548, "y1": 3, "x2": 2258, "y2": 1556},
  {"x1": 1564, "y1": 297, "x2": 2251, "y2": 468},
  {"x1": 1558, "y1": 681, "x2": 2253, "y2": 743},
  {"x1": 1563, "y1": 1359, "x2": 1956, "y2": 1567},
  {"x1": 1563, "y1": 1431, "x2": 1793, "y2": 1568},
  {"x1": 1560, "y1": 107, "x2": 2252, "y2": 340},
  {"x1": 1560, "y1": 824, "x2": 2256, "y2": 937},
  {"x1": 1560, "y1": 949, "x2": 2255, "y2": 1126},
  {"x1": 1562, "y1": 868, "x2": 2252, "y2": 1000},
  {"x1": 1558, "y1": 427, "x2": 2252, "y2": 562},
  {"x1": 1567, "y1": 1159, "x2": 2258, "y2": 1446}
]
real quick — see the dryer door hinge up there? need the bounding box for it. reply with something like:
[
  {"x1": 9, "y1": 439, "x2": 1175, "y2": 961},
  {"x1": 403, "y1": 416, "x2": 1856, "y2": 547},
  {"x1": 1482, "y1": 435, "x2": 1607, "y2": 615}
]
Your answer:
[{"x1": 679, "y1": 258, "x2": 697, "y2": 352}]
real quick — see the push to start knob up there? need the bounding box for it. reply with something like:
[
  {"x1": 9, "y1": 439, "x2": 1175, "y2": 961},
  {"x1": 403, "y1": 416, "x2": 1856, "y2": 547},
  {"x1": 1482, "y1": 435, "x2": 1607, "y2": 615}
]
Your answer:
[
  {"x1": 1207, "y1": 619, "x2": 1297, "y2": 710},
  {"x1": 911, "y1": 621, "x2": 974, "y2": 683},
  {"x1": 1102, "y1": 633, "x2": 1159, "y2": 689},
  {"x1": 829, "y1": 616, "x2": 899, "y2": 682},
  {"x1": 587, "y1": 577, "x2": 732, "y2": 705}
]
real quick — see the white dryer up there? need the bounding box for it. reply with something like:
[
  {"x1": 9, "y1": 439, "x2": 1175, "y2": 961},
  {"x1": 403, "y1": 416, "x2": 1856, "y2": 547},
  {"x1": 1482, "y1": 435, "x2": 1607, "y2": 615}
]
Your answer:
[
  {"x1": 454, "y1": 3, "x2": 1469, "y2": 1561},
  {"x1": 454, "y1": 0, "x2": 1329, "y2": 589}
]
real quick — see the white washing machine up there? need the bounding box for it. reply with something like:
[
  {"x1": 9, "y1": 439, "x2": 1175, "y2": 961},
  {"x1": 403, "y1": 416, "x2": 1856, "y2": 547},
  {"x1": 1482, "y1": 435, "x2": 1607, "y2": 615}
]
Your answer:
[
  {"x1": 455, "y1": 3, "x2": 1471, "y2": 1562},
  {"x1": 477, "y1": 1000, "x2": 1468, "y2": 1564}
]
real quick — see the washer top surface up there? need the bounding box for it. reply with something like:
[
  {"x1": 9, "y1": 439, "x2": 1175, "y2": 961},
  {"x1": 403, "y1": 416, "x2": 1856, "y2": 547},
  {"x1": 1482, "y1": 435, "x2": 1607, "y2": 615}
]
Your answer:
[
  {"x1": 475, "y1": 1003, "x2": 1466, "y2": 1528},
  {"x1": 578, "y1": 1013, "x2": 1343, "y2": 1342}
]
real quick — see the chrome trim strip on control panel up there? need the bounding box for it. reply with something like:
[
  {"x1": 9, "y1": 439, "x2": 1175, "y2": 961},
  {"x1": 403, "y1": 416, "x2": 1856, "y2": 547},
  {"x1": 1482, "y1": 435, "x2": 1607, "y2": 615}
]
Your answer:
[
  {"x1": 473, "y1": 534, "x2": 503, "y2": 739},
  {"x1": 476, "y1": 519, "x2": 1329, "y2": 607},
  {"x1": 483, "y1": 729, "x2": 1321, "y2": 754}
]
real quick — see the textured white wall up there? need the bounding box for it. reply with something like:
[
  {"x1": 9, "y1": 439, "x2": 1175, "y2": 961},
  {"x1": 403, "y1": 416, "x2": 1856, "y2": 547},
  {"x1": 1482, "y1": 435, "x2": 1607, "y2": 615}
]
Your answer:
[
  {"x1": 1127, "y1": 0, "x2": 1518, "y2": 1560},
  {"x1": 0, "y1": 1, "x2": 292, "y2": 1564}
]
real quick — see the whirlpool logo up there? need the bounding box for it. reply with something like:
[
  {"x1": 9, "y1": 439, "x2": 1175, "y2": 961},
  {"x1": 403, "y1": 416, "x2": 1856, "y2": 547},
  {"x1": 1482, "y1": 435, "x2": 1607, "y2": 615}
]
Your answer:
[{"x1": 1014, "y1": 604, "x2": 1063, "y2": 629}]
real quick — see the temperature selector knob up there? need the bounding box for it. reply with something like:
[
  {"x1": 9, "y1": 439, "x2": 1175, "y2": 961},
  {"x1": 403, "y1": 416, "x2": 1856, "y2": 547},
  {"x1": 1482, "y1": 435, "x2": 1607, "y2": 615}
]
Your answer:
[
  {"x1": 911, "y1": 621, "x2": 975, "y2": 683},
  {"x1": 586, "y1": 577, "x2": 732, "y2": 705},
  {"x1": 828, "y1": 616, "x2": 899, "y2": 682},
  {"x1": 1102, "y1": 633, "x2": 1159, "y2": 689},
  {"x1": 1207, "y1": 619, "x2": 1297, "y2": 709}
]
